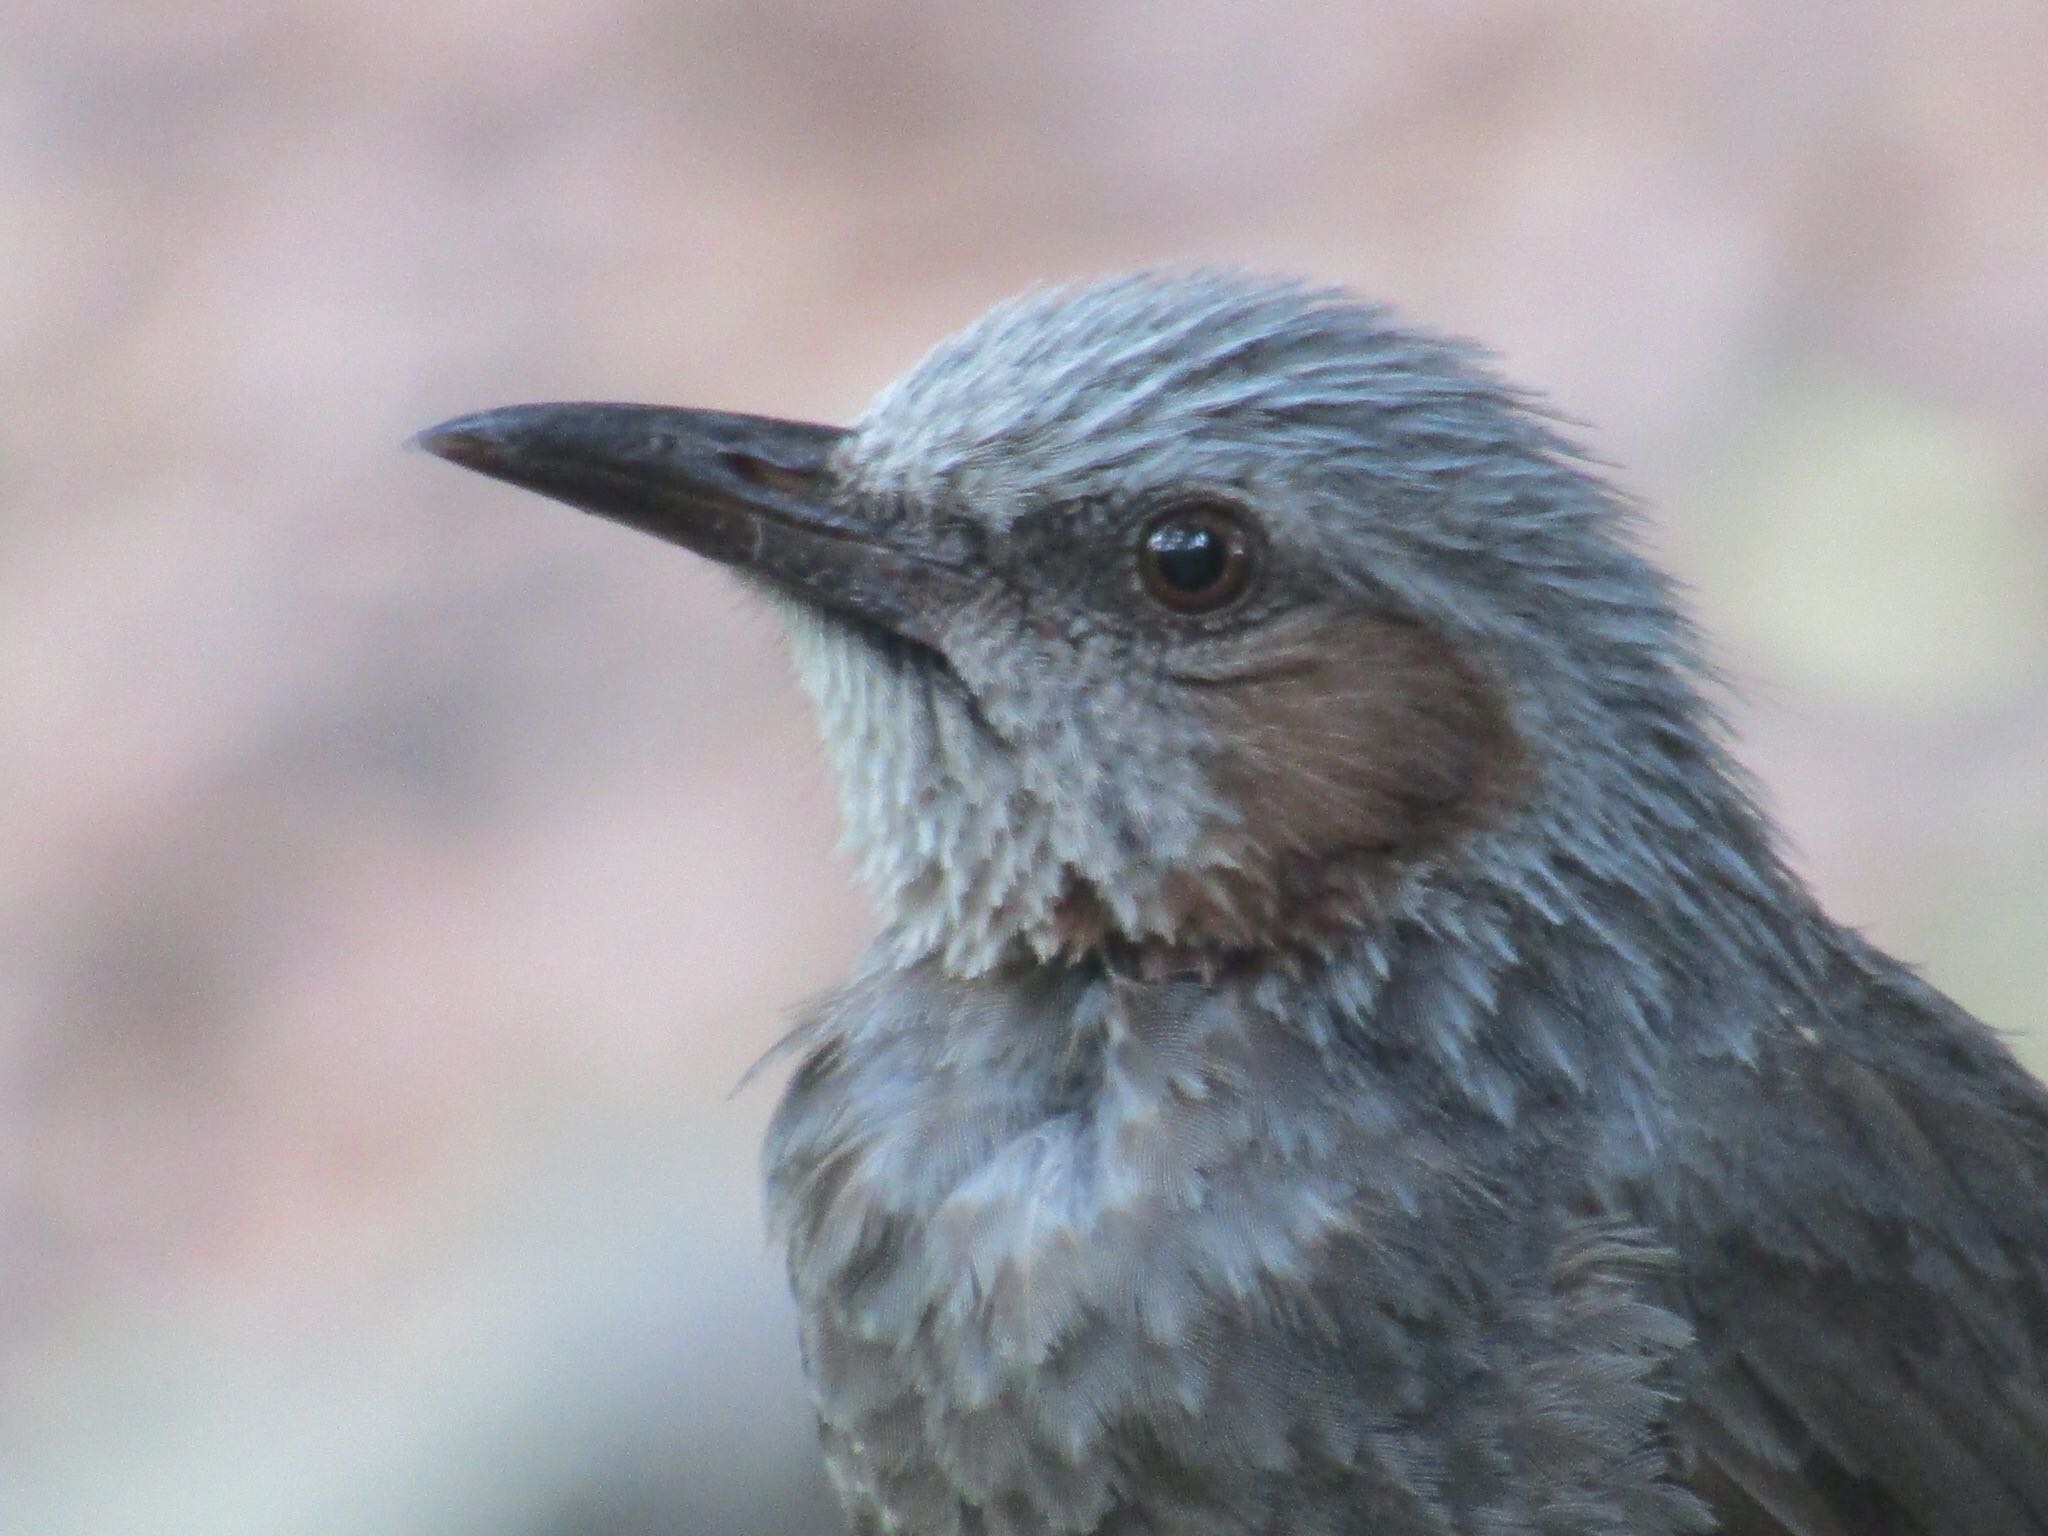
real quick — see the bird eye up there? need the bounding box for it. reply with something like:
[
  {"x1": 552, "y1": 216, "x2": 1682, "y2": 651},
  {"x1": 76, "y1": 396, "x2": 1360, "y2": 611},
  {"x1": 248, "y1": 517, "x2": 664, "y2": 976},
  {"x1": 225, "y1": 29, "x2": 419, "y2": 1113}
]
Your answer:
[{"x1": 1138, "y1": 503, "x2": 1255, "y2": 614}]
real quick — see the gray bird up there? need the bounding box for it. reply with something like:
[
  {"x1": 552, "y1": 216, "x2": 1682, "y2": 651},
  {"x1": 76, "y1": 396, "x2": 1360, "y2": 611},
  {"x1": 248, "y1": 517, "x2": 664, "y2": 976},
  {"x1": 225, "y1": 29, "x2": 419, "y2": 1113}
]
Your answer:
[{"x1": 416, "y1": 270, "x2": 2048, "y2": 1536}]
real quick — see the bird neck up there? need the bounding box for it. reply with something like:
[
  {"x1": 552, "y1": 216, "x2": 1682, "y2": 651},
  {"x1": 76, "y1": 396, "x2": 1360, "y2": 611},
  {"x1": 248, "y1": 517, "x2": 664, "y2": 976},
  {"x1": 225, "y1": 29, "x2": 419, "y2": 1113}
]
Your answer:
[{"x1": 1245, "y1": 738, "x2": 1836, "y2": 1136}]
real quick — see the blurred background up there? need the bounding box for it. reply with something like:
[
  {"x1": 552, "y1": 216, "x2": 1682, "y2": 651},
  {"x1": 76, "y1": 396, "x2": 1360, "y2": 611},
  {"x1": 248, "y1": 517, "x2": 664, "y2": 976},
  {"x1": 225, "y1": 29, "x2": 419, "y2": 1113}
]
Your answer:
[{"x1": 2, "y1": 4, "x2": 2044, "y2": 1533}]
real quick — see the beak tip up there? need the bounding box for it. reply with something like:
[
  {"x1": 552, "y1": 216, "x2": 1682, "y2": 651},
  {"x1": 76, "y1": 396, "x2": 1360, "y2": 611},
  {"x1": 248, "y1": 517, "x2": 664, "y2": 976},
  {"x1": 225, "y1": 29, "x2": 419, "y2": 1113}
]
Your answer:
[{"x1": 408, "y1": 413, "x2": 497, "y2": 468}]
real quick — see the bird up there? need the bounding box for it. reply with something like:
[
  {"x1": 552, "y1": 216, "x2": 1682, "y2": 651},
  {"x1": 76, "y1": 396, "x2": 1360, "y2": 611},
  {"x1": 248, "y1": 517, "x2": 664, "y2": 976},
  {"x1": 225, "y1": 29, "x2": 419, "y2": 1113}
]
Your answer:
[{"x1": 415, "y1": 270, "x2": 2048, "y2": 1536}]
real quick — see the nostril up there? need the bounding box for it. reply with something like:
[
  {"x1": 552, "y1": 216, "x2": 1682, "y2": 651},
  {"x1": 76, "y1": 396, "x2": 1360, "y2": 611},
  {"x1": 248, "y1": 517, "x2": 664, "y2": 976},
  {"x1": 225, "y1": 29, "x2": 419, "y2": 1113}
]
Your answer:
[{"x1": 722, "y1": 451, "x2": 820, "y2": 500}]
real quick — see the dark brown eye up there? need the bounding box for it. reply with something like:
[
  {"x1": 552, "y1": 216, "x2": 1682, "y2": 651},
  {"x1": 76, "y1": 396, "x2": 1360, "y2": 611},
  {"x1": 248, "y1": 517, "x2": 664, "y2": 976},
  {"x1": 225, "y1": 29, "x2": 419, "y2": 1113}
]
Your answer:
[{"x1": 1138, "y1": 502, "x2": 1255, "y2": 613}]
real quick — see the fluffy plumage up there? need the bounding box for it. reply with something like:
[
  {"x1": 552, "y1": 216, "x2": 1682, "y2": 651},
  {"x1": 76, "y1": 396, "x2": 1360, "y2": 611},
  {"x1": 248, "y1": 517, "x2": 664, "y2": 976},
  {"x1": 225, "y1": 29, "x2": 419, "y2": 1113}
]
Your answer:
[{"x1": 756, "y1": 272, "x2": 2048, "y2": 1536}]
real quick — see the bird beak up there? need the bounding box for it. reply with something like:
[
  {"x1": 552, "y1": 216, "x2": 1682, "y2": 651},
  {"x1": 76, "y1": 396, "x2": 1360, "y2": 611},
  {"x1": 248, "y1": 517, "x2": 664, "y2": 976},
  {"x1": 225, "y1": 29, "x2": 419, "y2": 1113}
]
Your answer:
[{"x1": 412, "y1": 402, "x2": 970, "y2": 646}]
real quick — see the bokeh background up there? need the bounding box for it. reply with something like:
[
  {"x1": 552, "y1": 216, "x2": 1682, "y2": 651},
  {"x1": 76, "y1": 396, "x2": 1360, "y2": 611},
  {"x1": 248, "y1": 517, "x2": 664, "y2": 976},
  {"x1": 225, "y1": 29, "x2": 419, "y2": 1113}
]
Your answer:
[{"x1": 4, "y1": 4, "x2": 2045, "y2": 1533}]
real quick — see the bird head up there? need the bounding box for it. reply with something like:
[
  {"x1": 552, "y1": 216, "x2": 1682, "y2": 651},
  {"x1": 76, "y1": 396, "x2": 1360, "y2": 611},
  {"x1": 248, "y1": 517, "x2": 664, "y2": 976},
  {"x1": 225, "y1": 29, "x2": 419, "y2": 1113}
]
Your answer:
[{"x1": 419, "y1": 272, "x2": 1729, "y2": 978}]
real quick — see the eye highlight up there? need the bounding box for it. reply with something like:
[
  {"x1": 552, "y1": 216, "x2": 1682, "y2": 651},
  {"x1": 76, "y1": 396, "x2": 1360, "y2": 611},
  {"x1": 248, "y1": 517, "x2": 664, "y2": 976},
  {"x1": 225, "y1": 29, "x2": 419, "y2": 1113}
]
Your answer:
[{"x1": 1138, "y1": 502, "x2": 1255, "y2": 614}]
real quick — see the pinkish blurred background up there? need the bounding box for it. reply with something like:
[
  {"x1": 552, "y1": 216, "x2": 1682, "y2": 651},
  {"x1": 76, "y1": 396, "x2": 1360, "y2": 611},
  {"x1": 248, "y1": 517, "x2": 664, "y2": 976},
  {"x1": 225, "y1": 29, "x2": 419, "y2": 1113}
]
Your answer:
[{"x1": 3, "y1": 5, "x2": 2045, "y2": 1533}]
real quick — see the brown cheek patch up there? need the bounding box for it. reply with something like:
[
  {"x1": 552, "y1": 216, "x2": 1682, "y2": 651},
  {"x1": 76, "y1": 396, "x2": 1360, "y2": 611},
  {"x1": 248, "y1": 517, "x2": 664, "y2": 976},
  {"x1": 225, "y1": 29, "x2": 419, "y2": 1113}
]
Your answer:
[{"x1": 1194, "y1": 612, "x2": 1525, "y2": 943}]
